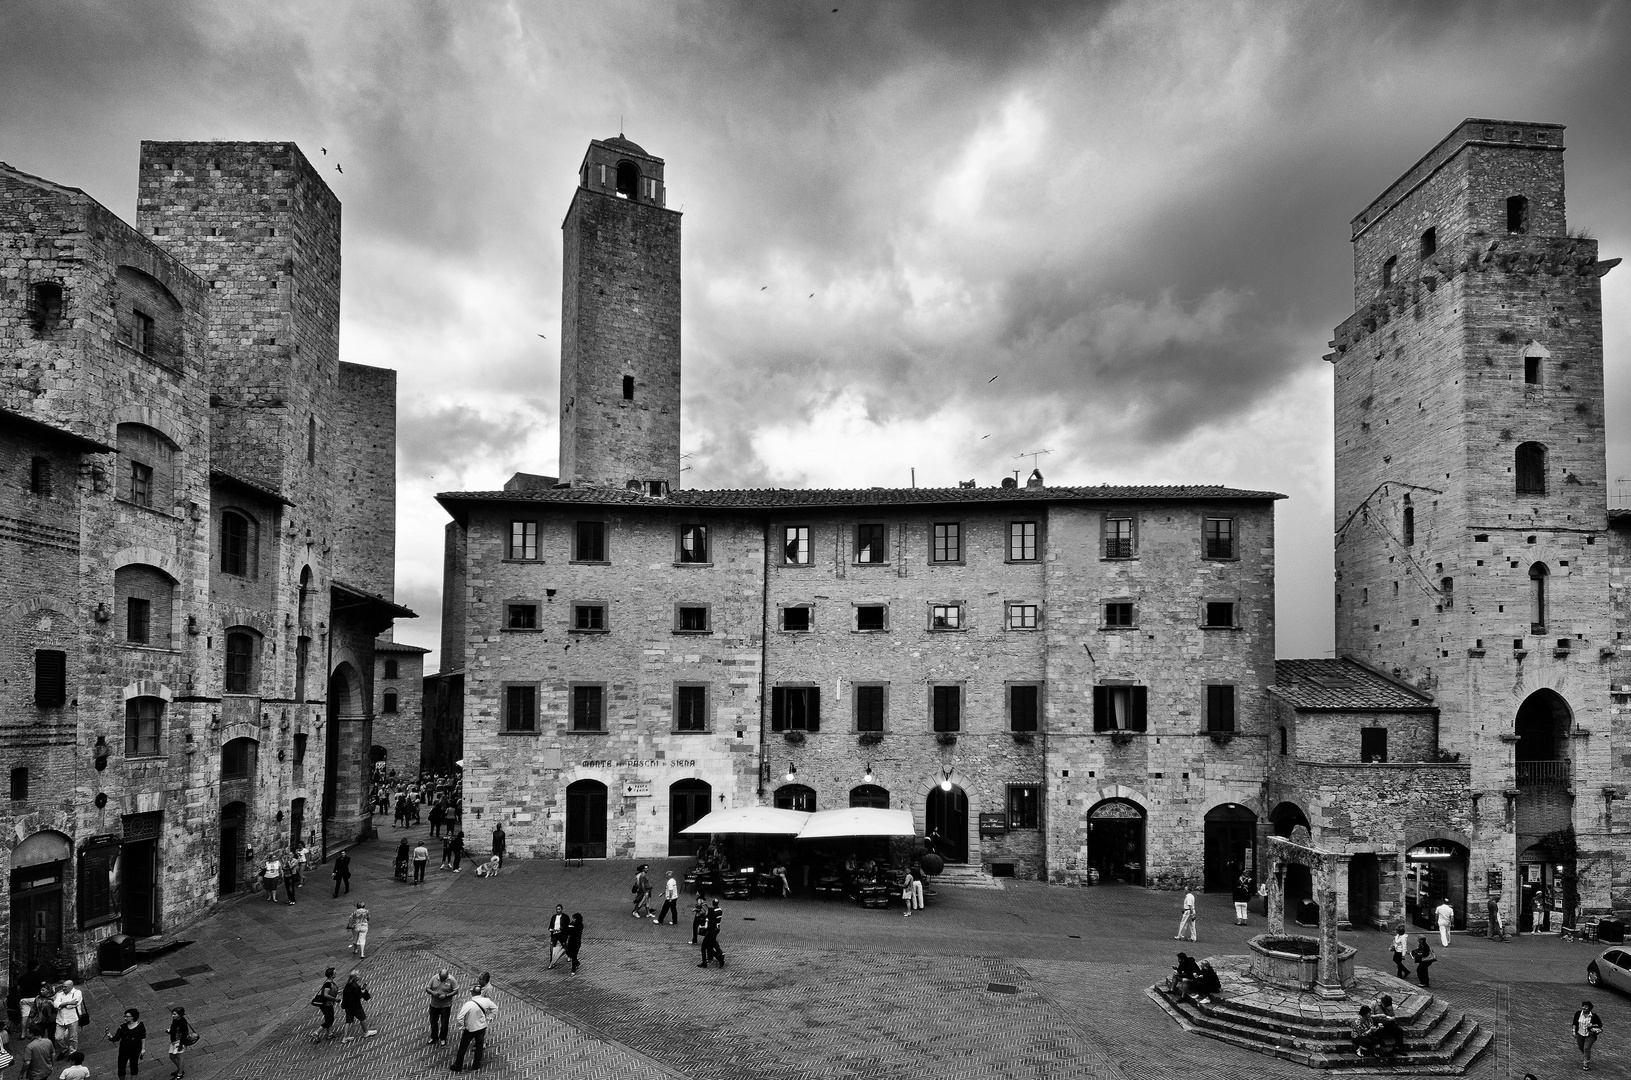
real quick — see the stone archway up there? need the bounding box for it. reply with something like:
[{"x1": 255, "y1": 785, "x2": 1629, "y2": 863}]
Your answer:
[{"x1": 323, "y1": 662, "x2": 369, "y2": 851}]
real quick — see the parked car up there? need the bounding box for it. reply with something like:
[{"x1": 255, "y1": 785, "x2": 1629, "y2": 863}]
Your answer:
[{"x1": 1586, "y1": 947, "x2": 1631, "y2": 993}]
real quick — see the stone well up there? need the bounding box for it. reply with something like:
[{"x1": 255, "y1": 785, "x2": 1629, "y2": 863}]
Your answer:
[{"x1": 1247, "y1": 934, "x2": 1357, "y2": 992}]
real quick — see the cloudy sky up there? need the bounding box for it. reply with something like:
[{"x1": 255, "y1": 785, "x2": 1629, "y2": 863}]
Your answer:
[{"x1": 5, "y1": 0, "x2": 1630, "y2": 669}]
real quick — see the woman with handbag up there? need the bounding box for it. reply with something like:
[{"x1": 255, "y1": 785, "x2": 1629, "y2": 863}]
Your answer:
[
  {"x1": 309, "y1": 967, "x2": 339, "y2": 1043},
  {"x1": 340, "y1": 972, "x2": 377, "y2": 1042},
  {"x1": 167, "y1": 1005, "x2": 197, "y2": 1079}
]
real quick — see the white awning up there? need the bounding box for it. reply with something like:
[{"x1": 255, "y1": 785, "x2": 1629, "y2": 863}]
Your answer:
[
  {"x1": 679, "y1": 806, "x2": 812, "y2": 835},
  {"x1": 796, "y1": 807, "x2": 917, "y2": 839}
]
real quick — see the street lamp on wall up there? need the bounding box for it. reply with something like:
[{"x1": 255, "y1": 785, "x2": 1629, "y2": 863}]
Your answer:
[
  {"x1": 785, "y1": 762, "x2": 796, "y2": 783},
  {"x1": 939, "y1": 769, "x2": 953, "y2": 792},
  {"x1": 863, "y1": 763, "x2": 874, "y2": 785}
]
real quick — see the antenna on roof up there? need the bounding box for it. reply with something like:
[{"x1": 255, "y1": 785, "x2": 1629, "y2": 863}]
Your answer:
[
  {"x1": 1015, "y1": 448, "x2": 1053, "y2": 472},
  {"x1": 910, "y1": 467, "x2": 916, "y2": 489}
]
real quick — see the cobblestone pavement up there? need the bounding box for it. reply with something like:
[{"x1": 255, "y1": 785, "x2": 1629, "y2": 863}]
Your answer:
[{"x1": 66, "y1": 833, "x2": 1627, "y2": 1079}]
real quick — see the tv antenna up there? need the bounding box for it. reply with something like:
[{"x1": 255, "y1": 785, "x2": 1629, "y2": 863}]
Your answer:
[{"x1": 1015, "y1": 448, "x2": 1054, "y2": 472}]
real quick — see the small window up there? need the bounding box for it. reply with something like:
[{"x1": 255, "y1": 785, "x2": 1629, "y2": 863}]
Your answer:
[
  {"x1": 771, "y1": 686, "x2": 820, "y2": 731},
  {"x1": 223, "y1": 631, "x2": 255, "y2": 693},
  {"x1": 221, "y1": 737, "x2": 253, "y2": 779},
  {"x1": 855, "y1": 524, "x2": 888, "y2": 564},
  {"x1": 1381, "y1": 255, "x2": 1397, "y2": 289},
  {"x1": 646, "y1": 480, "x2": 667, "y2": 497},
  {"x1": 855, "y1": 684, "x2": 886, "y2": 731},
  {"x1": 774, "y1": 784, "x2": 816, "y2": 812},
  {"x1": 622, "y1": 375, "x2": 635, "y2": 401},
  {"x1": 783, "y1": 526, "x2": 810, "y2": 565},
  {"x1": 1204, "y1": 601, "x2": 1236, "y2": 628},
  {"x1": 1092, "y1": 685, "x2": 1147, "y2": 732},
  {"x1": 855, "y1": 605, "x2": 887, "y2": 632},
  {"x1": 27, "y1": 281, "x2": 64, "y2": 331},
  {"x1": 1009, "y1": 684, "x2": 1039, "y2": 732},
  {"x1": 383, "y1": 690, "x2": 398, "y2": 714},
  {"x1": 1515, "y1": 442, "x2": 1546, "y2": 496},
  {"x1": 574, "y1": 521, "x2": 606, "y2": 562},
  {"x1": 678, "y1": 524, "x2": 709, "y2": 564},
  {"x1": 508, "y1": 521, "x2": 539, "y2": 561},
  {"x1": 1529, "y1": 563, "x2": 1549, "y2": 634},
  {"x1": 307, "y1": 415, "x2": 317, "y2": 463},
  {"x1": 1006, "y1": 603, "x2": 1039, "y2": 630},
  {"x1": 1008, "y1": 521, "x2": 1037, "y2": 561},
  {"x1": 34, "y1": 650, "x2": 67, "y2": 708},
  {"x1": 1506, "y1": 194, "x2": 1529, "y2": 234},
  {"x1": 1007, "y1": 784, "x2": 1040, "y2": 829},
  {"x1": 221, "y1": 511, "x2": 252, "y2": 576},
  {"x1": 931, "y1": 523, "x2": 962, "y2": 563},
  {"x1": 1206, "y1": 684, "x2": 1236, "y2": 733},
  {"x1": 129, "y1": 461, "x2": 154, "y2": 506},
  {"x1": 1525, "y1": 355, "x2": 1542, "y2": 384},
  {"x1": 1402, "y1": 504, "x2": 1415, "y2": 546},
  {"x1": 675, "y1": 685, "x2": 708, "y2": 731},
  {"x1": 931, "y1": 685, "x2": 961, "y2": 732},
  {"x1": 930, "y1": 603, "x2": 962, "y2": 631},
  {"x1": 676, "y1": 605, "x2": 711, "y2": 632},
  {"x1": 1103, "y1": 516, "x2": 1134, "y2": 559},
  {"x1": 1420, "y1": 227, "x2": 1437, "y2": 258},
  {"x1": 1440, "y1": 577, "x2": 1454, "y2": 609},
  {"x1": 1279, "y1": 726, "x2": 1288, "y2": 755},
  {"x1": 1360, "y1": 726, "x2": 1388, "y2": 763},
  {"x1": 1203, "y1": 517, "x2": 1234, "y2": 559},
  {"x1": 10, "y1": 767, "x2": 27, "y2": 802},
  {"x1": 126, "y1": 597, "x2": 152, "y2": 645},
  {"x1": 117, "y1": 424, "x2": 174, "y2": 510},
  {"x1": 294, "y1": 732, "x2": 308, "y2": 765},
  {"x1": 504, "y1": 684, "x2": 537, "y2": 732},
  {"x1": 615, "y1": 160, "x2": 640, "y2": 199},
  {"x1": 124, "y1": 696, "x2": 163, "y2": 757},
  {"x1": 1104, "y1": 602, "x2": 1135, "y2": 628},
  {"x1": 29, "y1": 457, "x2": 51, "y2": 495},
  {"x1": 781, "y1": 605, "x2": 812, "y2": 632},
  {"x1": 573, "y1": 604, "x2": 606, "y2": 631},
  {"x1": 132, "y1": 309, "x2": 156, "y2": 355},
  {"x1": 383, "y1": 658, "x2": 399, "y2": 680},
  {"x1": 506, "y1": 603, "x2": 538, "y2": 630}
]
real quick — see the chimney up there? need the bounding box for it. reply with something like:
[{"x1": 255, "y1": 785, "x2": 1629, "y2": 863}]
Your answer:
[{"x1": 1026, "y1": 469, "x2": 1044, "y2": 488}]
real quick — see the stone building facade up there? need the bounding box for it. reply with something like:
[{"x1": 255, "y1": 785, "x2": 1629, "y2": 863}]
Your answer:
[
  {"x1": 372, "y1": 638, "x2": 429, "y2": 776},
  {"x1": 1, "y1": 142, "x2": 408, "y2": 983}
]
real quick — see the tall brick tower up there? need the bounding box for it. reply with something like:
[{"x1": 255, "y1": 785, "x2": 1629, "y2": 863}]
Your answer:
[
  {"x1": 559, "y1": 136, "x2": 681, "y2": 491},
  {"x1": 1329, "y1": 120, "x2": 1622, "y2": 918}
]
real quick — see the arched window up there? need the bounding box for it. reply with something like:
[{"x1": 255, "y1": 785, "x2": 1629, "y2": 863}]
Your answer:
[
  {"x1": 615, "y1": 161, "x2": 640, "y2": 200},
  {"x1": 116, "y1": 423, "x2": 177, "y2": 510},
  {"x1": 224, "y1": 630, "x2": 258, "y2": 694},
  {"x1": 125, "y1": 696, "x2": 164, "y2": 757},
  {"x1": 849, "y1": 784, "x2": 889, "y2": 808},
  {"x1": 383, "y1": 690, "x2": 398, "y2": 714},
  {"x1": 1507, "y1": 195, "x2": 1529, "y2": 234},
  {"x1": 221, "y1": 737, "x2": 256, "y2": 780},
  {"x1": 1516, "y1": 442, "x2": 1547, "y2": 496},
  {"x1": 1381, "y1": 255, "x2": 1397, "y2": 289},
  {"x1": 114, "y1": 564, "x2": 175, "y2": 646},
  {"x1": 383, "y1": 658, "x2": 398, "y2": 680},
  {"x1": 1440, "y1": 576, "x2": 1454, "y2": 610},
  {"x1": 1529, "y1": 563, "x2": 1549, "y2": 633},
  {"x1": 1402, "y1": 496, "x2": 1414, "y2": 546},
  {"x1": 115, "y1": 266, "x2": 184, "y2": 369},
  {"x1": 774, "y1": 784, "x2": 816, "y2": 812},
  {"x1": 220, "y1": 510, "x2": 257, "y2": 577}
]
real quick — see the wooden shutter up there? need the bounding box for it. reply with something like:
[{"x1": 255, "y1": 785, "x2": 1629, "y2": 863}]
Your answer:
[{"x1": 1129, "y1": 686, "x2": 1148, "y2": 731}]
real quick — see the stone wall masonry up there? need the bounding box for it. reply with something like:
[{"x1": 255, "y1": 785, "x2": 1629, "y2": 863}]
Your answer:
[
  {"x1": 330, "y1": 362, "x2": 397, "y2": 600},
  {"x1": 1290, "y1": 708, "x2": 1438, "y2": 764},
  {"x1": 373, "y1": 648, "x2": 425, "y2": 775},
  {"x1": 440, "y1": 521, "x2": 468, "y2": 671}
]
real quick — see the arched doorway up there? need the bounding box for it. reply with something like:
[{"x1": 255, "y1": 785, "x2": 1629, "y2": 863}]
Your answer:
[
  {"x1": 1086, "y1": 799, "x2": 1145, "y2": 885},
  {"x1": 1348, "y1": 853, "x2": 1381, "y2": 929},
  {"x1": 849, "y1": 785, "x2": 889, "y2": 808},
  {"x1": 9, "y1": 831, "x2": 69, "y2": 977},
  {"x1": 566, "y1": 780, "x2": 608, "y2": 859},
  {"x1": 668, "y1": 779, "x2": 712, "y2": 856},
  {"x1": 926, "y1": 785, "x2": 968, "y2": 863},
  {"x1": 1515, "y1": 689, "x2": 1571, "y2": 767},
  {"x1": 323, "y1": 665, "x2": 362, "y2": 823},
  {"x1": 1203, "y1": 803, "x2": 1257, "y2": 890},
  {"x1": 1269, "y1": 802, "x2": 1310, "y2": 838},
  {"x1": 1406, "y1": 839, "x2": 1468, "y2": 931},
  {"x1": 774, "y1": 784, "x2": 816, "y2": 811},
  {"x1": 219, "y1": 801, "x2": 246, "y2": 896}
]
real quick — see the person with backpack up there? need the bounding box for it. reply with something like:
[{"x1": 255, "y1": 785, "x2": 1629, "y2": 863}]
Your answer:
[
  {"x1": 106, "y1": 1007, "x2": 148, "y2": 1076},
  {"x1": 167, "y1": 1005, "x2": 197, "y2": 1079},
  {"x1": 309, "y1": 967, "x2": 339, "y2": 1043},
  {"x1": 331, "y1": 848, "x2": 351, "y2": 897}
]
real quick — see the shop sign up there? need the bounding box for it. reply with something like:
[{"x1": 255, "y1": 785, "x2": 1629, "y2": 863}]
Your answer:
[
  {"x1": 582, "y1": 759, "x2": 697, "y2": 769},
  {"x1": 978, "y1": 813, "x2": 1008, "y2": 837},
  {"x1": 623, "y1": 781, "x2": 653, "y2": 798},
  {"x1": 1407, "y1": 840, "x2": 1462, "y2": 860}
]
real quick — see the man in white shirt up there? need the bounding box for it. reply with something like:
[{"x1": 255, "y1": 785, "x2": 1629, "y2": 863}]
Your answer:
[
  {"x1": 449, "y1": 987, "x2": 496, "y2": 1072},
  {"x1": 1176, "y1": 891, "x2": 1197, "y2": 941},
  {"x1": 52, "y1": 978, "x2": 83, "y2": 1054},
  {"x1": 657, "y1": 871, "x2": 681, "y2": 925},
  {"x1": 1435, "y1": 899, "x2": 1455, "y2": 947}
]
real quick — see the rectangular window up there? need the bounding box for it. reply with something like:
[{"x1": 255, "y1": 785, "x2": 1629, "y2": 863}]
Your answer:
[
  {"x1": 855, "y1": 684, "x2": 886, "y2": 731},
  {"x1": 572, "y1": 604, "x2": 606, "y2": 631},
  {"x1": 930, "y1": 603, "x2": 962, "y2": 630},
  {"x1": 9, "y1": 767, "x2": 27, "y2": 802},
  {"x1": 783, "y1": 526, "x2": 810, "y2": 565},
  {"x1": 855, "y1": 605, "x2": 887, "y2": 632},
  {"x1": 294, "y1": 732, "x2": 308, "y2": 765},
  {"x1": 1203, "y1": 517, "x2": 1235, "y2": 559},
  {"x1": 781, "y1": 605, "x2": 812, "y2": 632},
  {"x1": 678, "y1": 523, "x2": 709, "y2": 563},
  {"x1": 124, "y1": 697, "x2": 162, "y2": 757},
  {"x1": 1204, "y1": 601, "x2": 1236, "y2": 628},
  {"x1": 574, "y1": 520, "x2": 606, "y2": 562},
  {"x1": 221, "y1": 738, "x2": 251, "y2": 779},
  {"x1": 221, "y1": 512, "x2": 250, "y2": 576},
  {"x1": 676, "y1": 605, "x2": 710, "y2": 632},
  {"x1": 570, "y1": 684, "x2": 604, "y2": 731},
  {"x1": 506, "y1": 603, "x2": 538, "y2": 630},
  {"x1": 1206, "y1": 684, "x2": 1236, "y2": 733},
  {"x1": 675, "y1": 685, "x2": 708, "y2": 731},
  {"x1": 931, "y1": 685, "x2": 961, "y2": 732},
  {"x1": 1009, "y1": 684, "x2": 1039, "y2": 732},
  {"x1": 1008, "y1": 521, "x2": 1037, "y2": 561},
  {"x1": 1006, "y1": 603, "x2": 1039, "y2": 630},
  {"x1": 931, "y1": 522, "x2": 962, "y2": 563},
  {"x1": 1525, "y1": 356, "x2": 1542, "y2": 385},
  {"x1": 223, "y1": 633, "x2": 254, "y2": 694},
  {"x1": 29, "y1": 457, "x2": 51, "y2": 495},
  {"x1": 771, "y1": 686, "x2": 820, "y2": 731},
  {"x1": 1103, "y1": 516, "x2": 1134, "y2": 559},
  {"x1": 1361, "y1": 726, "x2": 1388, "y2": 763},
  {"x1": 1007, "y1": 784, "x2": 1040, "y2": 829},
  {"x1": 34, "y1": 650, "x2": 66, "y2": 708},
  {"x1": 508, "y1": 520, "x2": 539, "y2": 560},
  {"x1": 133, "y1": 309, "x2": 155, "y2": 355},
  {"x1": 855, "y1": 523, "x2": 889, "y2": 564},
  {"x1": 77, "y1": 841, "x2": 119, "y2": 929},
  {"x1": 504, "y1": 684, "x2": 537, "y2": 733},
  {"x1": 1104, "y1": 602, "x2": 1135, "y2": 627},
  {"x1": 1092, "y1": 685, "x2": 1148, "y2": 732},
  {"x1": 129, "y1": 460, "x2": 153, "y2": 507},
  {"x1": 126, "y1": 597, "x2": 151, "y2": 645},
  {"x1": 383, "y1": 690, "x2": 398, "y2": 714}
]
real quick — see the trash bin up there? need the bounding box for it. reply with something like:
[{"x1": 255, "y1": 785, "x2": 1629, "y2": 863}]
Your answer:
[
  {"x1": 98, "y1": 934, "x2": 137, "y2": 976},
  {"x1": 1597, "y1": 918, "x2": 1625, "y2": 944}
]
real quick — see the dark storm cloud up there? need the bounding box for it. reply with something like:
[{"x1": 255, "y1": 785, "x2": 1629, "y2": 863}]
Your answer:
[{"x1": 397, "y1": 403, "x2": 543, "y2": 484}]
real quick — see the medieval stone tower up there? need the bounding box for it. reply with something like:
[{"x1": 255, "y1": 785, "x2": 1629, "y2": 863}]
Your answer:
[
  {"x1": 558, "y1": 136, "x2": 681, "y2": 491},
  {"x1": 1329, "y1": 119, "x2": 1623, "y2": 916}
]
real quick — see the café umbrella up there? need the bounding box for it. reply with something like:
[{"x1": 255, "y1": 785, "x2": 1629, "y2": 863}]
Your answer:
[
  {"x1": 679, "y1": 806, "x2": 812, "y2": 835},
  {"x1": 795, "y1": 807, "x2": 917, "y2": 839}
]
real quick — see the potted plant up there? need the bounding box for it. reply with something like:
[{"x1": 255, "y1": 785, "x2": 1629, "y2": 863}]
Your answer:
[
  {"x1": 783, "y1": 729, "x2": 806, "y2": 745},
  {"x1": 935, "y1": 731, "x2": 958, "y2": 747},
  {"x1": 1011, "y1": 731, "x2": 1035, "y2": 745},
  {"x1": 1109, "y1": 730, "x2": 1136, "y2": 747},
  {"x1": 858, "y1": 731, "x2": 883, "y2": 746}
]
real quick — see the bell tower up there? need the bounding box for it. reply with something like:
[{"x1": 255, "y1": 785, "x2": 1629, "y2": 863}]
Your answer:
[{"x1": 558, "y1": 136, "x2": 681, "y2": 491}]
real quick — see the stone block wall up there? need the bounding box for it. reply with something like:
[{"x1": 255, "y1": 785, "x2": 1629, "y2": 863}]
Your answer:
[
  {"x1": 331, "y1": 362, "x2": 397, "y2": 600},
  {"x1": 440, "y1": 521, "x2": 468, "y2": 671},
  {"x1": 373, "y1": 646, "x2": 426, "y2": 776}
]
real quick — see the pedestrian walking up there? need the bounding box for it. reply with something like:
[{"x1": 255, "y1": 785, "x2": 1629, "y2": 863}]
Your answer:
[
  {"x1": 285, "y1": 846, "x2": 303, "y2": 904},
  {"x1": 429, "y1": 801, "x2": 445, "y2": 838},
  {"x1": 1487, "y1": 895, "x2": 1505, "y2": 940},
  {"x1": 29, "y1": 984, "x2": 56, "y2": 1045},
  {"x1": 565, "y1": 913, "x2": 584, "y2": 974},
  {"x1": 166, "y1": 1005, "x2": 196, "y2": 1079},
  {"x1": 60, "y1": 1049, "x2": 89, "y2": 1079},
  {"x1": 260, "y1": 854, "x2": 284, "y2": 902},
  {"x1": 907, "y1": 866, "x2": 925, "y2": 914},
  {"x1": 631, "y1": 864, "x2": 652, "y2": 919},
  {"x1": 1176, "y1": 890, "x2": 1198, "y2": 941},
  {"x1": 339, "y1": 972, "x2": 377, "y2": 1042},
  {"x1": 492, "y1": 823, "x2": 506, "y2": 869},
  {"x1": 424, "y1": 967, "x2": 457, "y2": 1047},
  {"x1": 413, "y1": 840, "x2": 429, "y2": 885},
  {"x1": 699, "y1": 898, "x2": 725, "y2": 968},
  {"x1": 449, "y1": 984, "x2": 496, "y2": 1072},
  {"x1": 1573, "y1": 999, "x2": 1605, "y2": 1071},
  {"x1": 395, "y1": 839, "x2": 411, "y2": 882},
  {"x1": 347, "y1": 902, "x2": 370, "y2": 959},
  {"x1": 547, "y1": 905, "x2": 569, "y2": 967},
  {"x1": 690, "y1": 898, "x2": 707, "y2": 945},
  {"x1": 332, "y1": 849, "x2": 351, "y2": 897},
  {"x1": 451, "y1": 830, "x2": 466, "y2": 872},
  {"x1": 440, "y1": 833, "x2": 455, "y2": 871},
  {"x1": 658, "y1": 872, "x2": 680, "y2": 924},
  {"x1": 53, "y1": 978, "x2": 84, "y2": 1055},
  {"x1": 107, "y1": 1008, "x2": 147, "y2": 1077},
  {"x1": 1435, "y1": 898, "x2": 1455, "y2": 947},
  {"x1": 1411, "y1": 936, "x2": 1437, "y2": 987},
  {"x1": 309, "y1": 967, "x2": 339, "y2": 1043},
  {"x1": 1232, "y1": 876, "x2": 1252, "y2": 925},
  {"x1": 21, "y1": 1029, "x2": 52, "y2": 1080},
  {"x1": 1390, "y1": 925, "x2": 1411, "y2": 978}
]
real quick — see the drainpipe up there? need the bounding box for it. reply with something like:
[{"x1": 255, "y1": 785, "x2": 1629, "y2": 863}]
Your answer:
[{"x1": 758, "y1": 517, "x2": 770, "y2": 800}]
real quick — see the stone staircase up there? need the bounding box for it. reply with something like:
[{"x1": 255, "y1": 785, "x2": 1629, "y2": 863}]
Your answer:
[
  {"x1": 1147, "y1": 970, "x2": 1491, "y2": 1073},
  {"x1": 927, "y1": 864, "x2": 1005, "y2": 889}
]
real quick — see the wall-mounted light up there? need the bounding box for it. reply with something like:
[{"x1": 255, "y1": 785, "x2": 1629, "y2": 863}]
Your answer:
[
  {"x1": 94, "y1": 735, "x2": 110, "y2": 772},
  {"x1": 864, "y1": 763, "x2": 874, "y2": 785},
  {"x1": 94, "y1": 792, "x2": 108, "y2": 809},
  {"x1": 785, "y1": 762, "x2": 797, "y2": 783},
  {"x1": 939, "y1": 769, "x2": 953, "y2": 792},
  {"x1": 94, "y1": 602, "x2": 111, "y2": 623}
]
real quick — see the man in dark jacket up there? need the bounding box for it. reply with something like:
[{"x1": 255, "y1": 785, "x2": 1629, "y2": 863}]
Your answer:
[
  {"x1": 546, "y1": 905, "x2": 568, "y2": 968},
  {"x1": 332, "y1": 849, "x2": 351, "y2": 897},
  {"x1": 698, "y1": 899, "x2": 725, "y2": 968},
  {"x1": 492, "y1": 824, "x2": 506, "y2": 868}
]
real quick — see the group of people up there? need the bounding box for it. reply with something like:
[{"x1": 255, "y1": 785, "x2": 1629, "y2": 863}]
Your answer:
[
  {"x1": 5, "y1": 987, "x2": 194, "y2": 1080},
  {"x1": 371, "y1": 770, "x2": 463, "y2": 837},
  {"x1": 1390, "y1": 926, "x2": 1440, "y2": 987},
  {"x1": 257, "y1": 844, "x2": 314, "y2": 905},
  {"x1": 307, "y1": 964, "x2": 497, "y2": 1073}
]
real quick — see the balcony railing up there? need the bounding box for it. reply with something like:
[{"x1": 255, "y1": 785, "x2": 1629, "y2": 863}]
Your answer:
[{"x1": 1516, "y1": 759, "x2": 1571, "y2": 786}]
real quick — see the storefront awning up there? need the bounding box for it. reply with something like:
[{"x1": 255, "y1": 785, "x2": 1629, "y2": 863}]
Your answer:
[
  {"x1": 796, "y1": 807, "x2": 917, "y2": 839},
  {"x1": 680, "y1": 807, "x2": 812, "y2": 835}
]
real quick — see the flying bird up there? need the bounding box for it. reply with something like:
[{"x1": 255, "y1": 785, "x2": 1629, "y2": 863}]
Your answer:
[
  {"x1": 536, "y1": 334, "x2": 547, "y2": 339},
  {"x1": 988, "y1": 375, "x2": 999, "y2": 382},
  {"x1": 760, "y1": 286, "x2": 768, "y2": 291},
  {"x1": 981, "y1": 435, "x2": 990, "y2": 439},
  {"x1": 808, "y1": 293, "x2": 814, "y2": 298},
  {"x1": 335, "y1": 164, "x2": 343, "y2": 173},
  {"x1": 320, "y1": 147, "x2": 327, "y2": 155}
]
